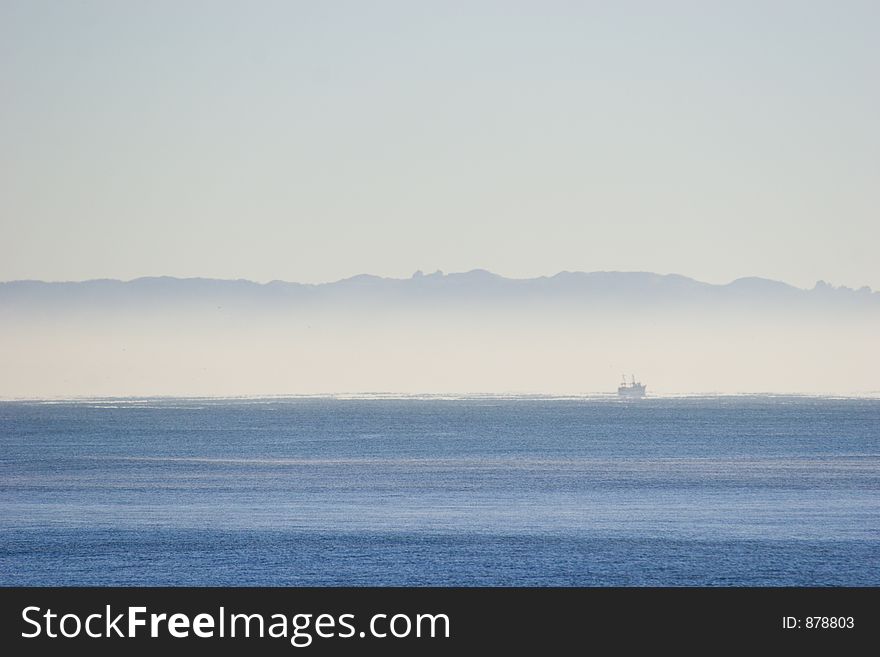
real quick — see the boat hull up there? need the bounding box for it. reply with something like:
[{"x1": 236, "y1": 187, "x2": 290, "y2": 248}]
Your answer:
[{"x1": 617, "y1": 385, "x2": 646, "y2": 398}]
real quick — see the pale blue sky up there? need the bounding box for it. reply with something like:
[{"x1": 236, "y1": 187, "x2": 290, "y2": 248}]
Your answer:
[{"x1": 1, "y1": 1, "x2": 878, "y2": 288}]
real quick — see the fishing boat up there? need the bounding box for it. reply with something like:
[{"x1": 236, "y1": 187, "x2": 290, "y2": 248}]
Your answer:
[{"x1": 618, "y1": 374, "x2": 646, "y2": 398}]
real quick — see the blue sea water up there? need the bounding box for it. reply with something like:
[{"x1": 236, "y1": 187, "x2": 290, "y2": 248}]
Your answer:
[{"x1": 0, "y1": 396, "x2": 878, "y2": 586}]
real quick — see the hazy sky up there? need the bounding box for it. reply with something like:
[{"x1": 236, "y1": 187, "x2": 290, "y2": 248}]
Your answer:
[{"x1": 2, "y1": 1, "x2": 878, "y2": 289}]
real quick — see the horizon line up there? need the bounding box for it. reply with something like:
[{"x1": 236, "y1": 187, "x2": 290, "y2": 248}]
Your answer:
[{"x1": 2, "y1": 390, "x2": 879, "y2": 403}]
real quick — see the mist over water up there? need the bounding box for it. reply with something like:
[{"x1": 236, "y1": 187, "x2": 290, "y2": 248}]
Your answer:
[{"x1": 1, "y1": 272, "x2": 878, "y2": 397}]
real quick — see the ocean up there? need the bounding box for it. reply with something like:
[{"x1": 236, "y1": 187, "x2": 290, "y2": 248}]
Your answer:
[{"x1": 1, "y1": 396, "x2": 877, "y2": 586}]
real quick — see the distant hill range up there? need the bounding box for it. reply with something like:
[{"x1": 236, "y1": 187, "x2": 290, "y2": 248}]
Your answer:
[
  {"x1": 1, "y1": 270, "x2": 878, "y2": 318},
  {"x1": 0, "y1": 269, "x2": 880, "y2": 306}
]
